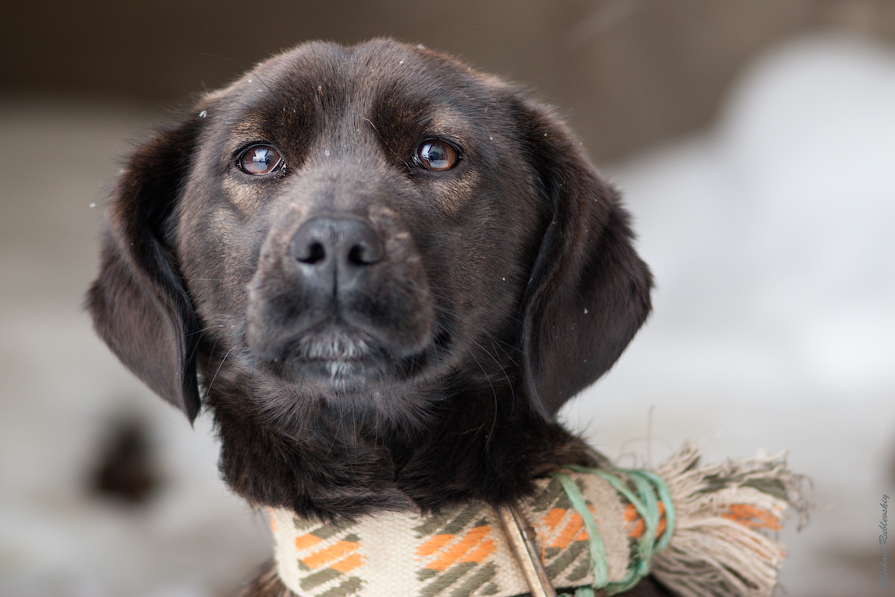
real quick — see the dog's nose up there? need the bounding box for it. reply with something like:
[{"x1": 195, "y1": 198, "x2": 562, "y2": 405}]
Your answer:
[{"x1": 289, "y1": 217, "x2": 384, "y2": 289}]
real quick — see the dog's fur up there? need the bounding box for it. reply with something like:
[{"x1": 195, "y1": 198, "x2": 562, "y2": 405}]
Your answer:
[{"x1": 87, "y1": 39, "x2": 665, "y2": 596}]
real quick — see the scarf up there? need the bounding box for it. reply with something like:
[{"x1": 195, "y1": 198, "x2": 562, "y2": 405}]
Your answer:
[{"x1": 269, "y1": 442, "x2": 808, "y2": 597}]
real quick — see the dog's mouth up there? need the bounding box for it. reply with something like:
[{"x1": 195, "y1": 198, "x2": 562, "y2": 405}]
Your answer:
[
  {"x1": 295, "y1": 331, "x2": 372, "y2": 362},
  {"x1": 288, "y1": 329, "x2": 383, "y2": 380},
  {"x1": 253, "y1": 323, "x2": 428, "y2": 384}
]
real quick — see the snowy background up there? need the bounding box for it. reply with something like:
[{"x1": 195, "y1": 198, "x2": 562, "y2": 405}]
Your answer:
[{"x1": 1, "y1": 34, "x2": 893, "y2": 596}]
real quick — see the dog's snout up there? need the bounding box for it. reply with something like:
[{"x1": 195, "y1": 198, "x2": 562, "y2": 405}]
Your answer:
[{"x1": 289, "y1": 217, "x2": 384, "y2": 286}]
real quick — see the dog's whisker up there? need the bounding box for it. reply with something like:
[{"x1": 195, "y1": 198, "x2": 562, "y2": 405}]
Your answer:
[
  {"x1": 467, "y1": 335, "x2": 515, "y2": 418},
  {"x1": 459, "y1": 344, "x2": 500, "y2": 446},
  {"x1": 187, "y1": 323, "x2": 225, "y2": 338},
  {"x1": 361, "y1": 117, "x2": 404, "y2": 164},
  {"x1": 431, "y1": 309, "x2": 521, "y2": 371},
  {"x1": 205, "y1": 346, "x2": 237, "y2": 396}
]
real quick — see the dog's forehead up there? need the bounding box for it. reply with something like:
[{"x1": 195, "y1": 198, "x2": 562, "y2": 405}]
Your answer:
[
  {"x1": 206, "y1": 40, "x2": 504, "y2": 131},
  {"x1": 261, "y1": 40, "x2": 488, "y2": 98}
]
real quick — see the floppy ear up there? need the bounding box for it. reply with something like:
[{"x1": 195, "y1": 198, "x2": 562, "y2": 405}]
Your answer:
[
  {"x1": 86, "y1": 118, "x2": 203, "y2": 422},
  {"x1": 519, "y1": 102, "x2": 653, "y2": 418}
]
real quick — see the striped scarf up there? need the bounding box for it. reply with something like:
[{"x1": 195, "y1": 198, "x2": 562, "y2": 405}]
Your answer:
[{"x1": 269, "y1": 442, "x2": 808, "y2": 597}]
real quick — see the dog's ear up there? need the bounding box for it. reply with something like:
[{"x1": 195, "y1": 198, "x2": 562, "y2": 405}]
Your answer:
[
  {"x1": 86, "y1": 117, "x2": 203, "y2": 422},
  {"x1": 519, "y1": 101, "x2": 653, "y2": 419}
]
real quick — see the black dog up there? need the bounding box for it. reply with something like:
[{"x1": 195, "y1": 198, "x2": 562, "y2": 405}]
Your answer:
[{"x1": 87, "y1": 39, "x2": 663, "y2": 596}]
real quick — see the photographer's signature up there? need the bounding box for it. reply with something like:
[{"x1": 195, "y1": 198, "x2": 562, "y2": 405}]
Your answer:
[{"x1": 882, "y1": 493, "x2": 889, "y2": 588}]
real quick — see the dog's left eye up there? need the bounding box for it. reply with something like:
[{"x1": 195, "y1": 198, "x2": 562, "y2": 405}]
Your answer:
[
  {"x1": 416, "y1": 140, "x2": 459, "y2": 171},
  {"x1": 237, "y1": 144, "x2": 284, "y2": 175}
]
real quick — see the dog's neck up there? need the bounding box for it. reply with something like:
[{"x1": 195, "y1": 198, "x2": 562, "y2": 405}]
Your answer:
[{"x1": 209, "y1": 381, "x2": 600, "y2": 520}]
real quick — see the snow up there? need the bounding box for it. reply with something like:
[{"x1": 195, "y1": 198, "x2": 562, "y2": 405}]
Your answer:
[
  {"x1": 1, "y1": 34, "x2": 892, "y2": 595},
  {"x1": 561, "y1": 35, "x2": 895, "y2": 595}
]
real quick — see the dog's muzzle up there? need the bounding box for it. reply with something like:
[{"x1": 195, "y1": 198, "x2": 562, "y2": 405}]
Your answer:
[{"x1": 245, "y1": 207, "x2": 435, "y2": 380}]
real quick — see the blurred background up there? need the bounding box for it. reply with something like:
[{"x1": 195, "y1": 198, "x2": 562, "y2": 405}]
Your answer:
[{"x1": 2, "y1": 1, "x2": 894, "y2": 595}]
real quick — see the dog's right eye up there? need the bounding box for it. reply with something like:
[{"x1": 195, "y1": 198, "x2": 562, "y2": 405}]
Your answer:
[{"x1": 237, "y1": 144, "x2": 284, "y2": 175}]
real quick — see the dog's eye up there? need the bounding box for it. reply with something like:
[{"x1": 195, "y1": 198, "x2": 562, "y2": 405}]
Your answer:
[
  {"x1": 416, "y1": 140, "x2": 459, "y2": 171},
  {"x1": 237, "y1": 144, "x2": 284, "y2": 175}
]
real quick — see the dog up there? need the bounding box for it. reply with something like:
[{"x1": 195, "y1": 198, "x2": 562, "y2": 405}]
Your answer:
[{"x1": 87, "y1": 39, "x2": 663, "y2": 596}]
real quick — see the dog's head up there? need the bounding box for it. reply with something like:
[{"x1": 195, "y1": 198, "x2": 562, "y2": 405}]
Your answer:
[{"x1": 87, "y1": 39, "x2": 651, "y2": 512}]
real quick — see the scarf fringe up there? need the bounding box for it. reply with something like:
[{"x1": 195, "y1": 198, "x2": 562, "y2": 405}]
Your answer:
[{"x1": 648, "y1": 441, "x2": 810, "y2": 597}]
